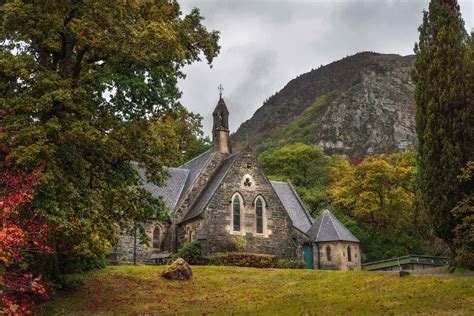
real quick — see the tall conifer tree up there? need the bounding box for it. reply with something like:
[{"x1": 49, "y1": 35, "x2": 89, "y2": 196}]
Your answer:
[{"x1": 413, "y1": 0, "x2": 473, "y2": 249}]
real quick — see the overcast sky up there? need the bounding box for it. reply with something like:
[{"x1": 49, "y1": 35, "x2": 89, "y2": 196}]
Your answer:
[{"x1": 178, "y1": 0, "x2": 473, "y2": 136}]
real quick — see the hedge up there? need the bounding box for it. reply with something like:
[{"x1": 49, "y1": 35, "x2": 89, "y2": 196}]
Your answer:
[
  {"x1": 209, "y1": 252, "x2": 278, "y2": 268},
  {"x1": 277, "y1": 259, "x2": 306, "y2": 269},
  {"x1": 208, "y1": 252, "x2": 305, "y2": 269},
  {"x1": 173, "y1": 247, "x2": 307, "y2": 269}
]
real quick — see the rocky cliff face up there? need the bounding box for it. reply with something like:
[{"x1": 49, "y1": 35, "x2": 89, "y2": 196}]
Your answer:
[{"x1": 232, "y1": 52, "x2": 417, "y2": 158}]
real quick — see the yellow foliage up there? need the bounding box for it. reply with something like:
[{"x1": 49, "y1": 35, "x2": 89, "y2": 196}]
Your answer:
[{"x1": 327, "y1": 152, "x2": 421, "y2": 236}]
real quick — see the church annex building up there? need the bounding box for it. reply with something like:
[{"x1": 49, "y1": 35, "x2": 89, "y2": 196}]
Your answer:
[{"x1": 111, "y1": 96, "x2": 361, "y2": 270}]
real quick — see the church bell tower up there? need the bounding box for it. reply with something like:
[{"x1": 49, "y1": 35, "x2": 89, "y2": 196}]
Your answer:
[{"x1": 212, "y1": 85, "x2": 231, "y2": 155}]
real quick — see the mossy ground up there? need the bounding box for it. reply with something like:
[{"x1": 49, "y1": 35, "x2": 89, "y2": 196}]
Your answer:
[{"x1": 42, "y1": 265, "x2": 474, "y2": 315}]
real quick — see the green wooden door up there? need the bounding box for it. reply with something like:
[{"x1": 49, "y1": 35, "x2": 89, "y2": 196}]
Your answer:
[{"x1": 303, "y1": 244, "x2": 314, "y2": 269}]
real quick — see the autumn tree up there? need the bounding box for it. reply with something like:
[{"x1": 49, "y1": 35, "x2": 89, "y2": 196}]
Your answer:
[
  {"x1": 413, "y1": 0, "x2": 473, "y2": 250},
  {"x1": 327, "y1": 152, "x2": 433, "y2": 261},
  {"x1": 0, "y1": 135, "x2": 51, "y2": 314},
  {"x1": 0, "y1": 1, "x2": 219, "y2": 271}
]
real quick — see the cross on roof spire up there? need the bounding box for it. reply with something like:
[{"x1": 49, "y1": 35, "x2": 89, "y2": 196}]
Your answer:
[{"x1": 218, "y1": 84, "x2": 224, "y2": 99}]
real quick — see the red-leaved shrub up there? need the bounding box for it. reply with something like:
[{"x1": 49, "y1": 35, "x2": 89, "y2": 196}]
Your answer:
[{"x1": 1, "y1": 117, "x2": 52, "y2": 314}]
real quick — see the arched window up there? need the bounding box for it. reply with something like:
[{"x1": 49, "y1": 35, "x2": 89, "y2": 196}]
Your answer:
[
  {"x1": 326, "y1": 245, "x2": 332, "y2": 261},
  {"x1": 347, "y1": 246, "x2": 352, "y2": 262},
  {"x1": 232, "y1": 195, "x2": 241, "y2": 232},
  {"x1": 152, "y1": 226, "x2": 161, "y2": 249},
  {"x1": 256, "y1": 198, "x2": 263, "y2": 234}
]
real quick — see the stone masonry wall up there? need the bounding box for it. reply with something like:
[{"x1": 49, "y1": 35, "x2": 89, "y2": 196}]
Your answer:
[
  {"x1": 176, "y1": 218, "x2": 205, "y2": 250},
  {"x1": 171, "y1": 151, "x2": 224, "y2": 252},
  {"x1": 172, "y1": 151, "x2": 224, "y2": 224},
  {"x1": 112, "y1": 220, "x2": 171, "y2": 264},
  {"x1": 203, "y1": 148, "x2": 304, "y2": 259},
  {"x1": 316, "y1": 241, "x2": 361, "y2": 270}
]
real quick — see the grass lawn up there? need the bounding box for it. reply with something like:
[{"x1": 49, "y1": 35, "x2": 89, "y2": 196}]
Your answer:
[{"x1": 41, "y1": 265, "x2": 474, "y2": 315}]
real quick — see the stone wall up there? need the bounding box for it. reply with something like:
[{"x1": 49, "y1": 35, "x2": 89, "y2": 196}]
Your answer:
[
  {"x1": 202, "y1": 148, "x2": 306, "y2": 259},
  {"x1": 315, "y1": 241, "x2": 361, "y2": 270},
  {"x1": 172, "y1": 151, "x2": 224, "y2": 224},
  {"x1": 112, "y1": 220, "x2": 171, "y2": 264},
  {"x1": 176, "y1": 218, "x2": 205, "y2": 249},
  {"x1": 171, "y1": 151, "x2": 224, "y2": 252}
]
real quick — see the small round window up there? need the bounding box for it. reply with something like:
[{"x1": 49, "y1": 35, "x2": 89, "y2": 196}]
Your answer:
[{"x1": 241, "y1": 174, "x2": 255, "y2": 190}]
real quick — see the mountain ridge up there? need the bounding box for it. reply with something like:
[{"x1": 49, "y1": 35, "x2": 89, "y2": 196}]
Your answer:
[{"x1": 232, "y1": 52, "x2": 417, "y2": 158}]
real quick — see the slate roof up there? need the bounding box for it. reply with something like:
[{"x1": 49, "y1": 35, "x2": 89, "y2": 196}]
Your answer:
[
  {"x1": 270, "y1": 181, "x2": 313, "y2": 233},
  {"x1": 181, "y1": 152, "x2": 240, "y2": 222},
  {"x1": 307, "y1": 209, "x2": 359, "y2": 242},
  {"x1": 138, "y1": 167, "x2": 189, "y2": 210},
  {"x1": 179, "y1": 150, "x2": 211, "y2": 195}
]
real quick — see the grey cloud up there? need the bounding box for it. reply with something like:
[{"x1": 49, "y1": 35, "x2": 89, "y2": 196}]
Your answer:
[
  {"x1": 226, "y1": 50, "x2": 278, "y2": 130},
  {"x1": 178, "y1": 0, "x2": 473, "y2": 136}
]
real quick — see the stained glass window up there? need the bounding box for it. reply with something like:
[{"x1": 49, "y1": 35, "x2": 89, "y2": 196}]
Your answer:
[
  {"x1": 233, "y1": 196, "x2": 241, "y2": 231},
  {"x1": 256, "y1": 199, "x2": 263, "y2": 234}
]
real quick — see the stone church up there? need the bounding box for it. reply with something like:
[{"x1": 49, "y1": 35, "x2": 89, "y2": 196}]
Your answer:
[{"x1": 111, "y1": 96, "x2": 361, "y2": 270}]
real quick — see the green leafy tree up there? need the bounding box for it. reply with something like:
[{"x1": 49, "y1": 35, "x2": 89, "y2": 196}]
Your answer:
[
  {"x1": 165, "y1": 107, "x2": 211, "y2": 165},
  {"x1": 149, "y1": 107, "x2": 211, "y2": 167},
  {"x1": 413, "y1": 0, "x2": 473, "y2": 249},
  {"x1": 259, "y1": 143, "x2": 334, "y2": 216},
  {"x1": 0, "y1": 1, "x2": 219, "y2": 272}
]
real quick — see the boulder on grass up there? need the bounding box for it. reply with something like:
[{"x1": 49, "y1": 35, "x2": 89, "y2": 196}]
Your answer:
[{"x1": 161, "y1": 258, "x2": 192, "y2": 280}]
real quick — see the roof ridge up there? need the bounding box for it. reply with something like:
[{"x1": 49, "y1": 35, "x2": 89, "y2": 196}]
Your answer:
[
  {"x1": 180, "y1": 152, "x2": 241, "y2": 223},
  {"x1": 199, "y1": 153, "x2": 241, "y2": 208},
  {"x1": 269, "y1": 180, "x2": 287, "y2": 184},
  {"x1": 179, "y1": 149, "x2": 210, "y2": 168},
  {"x1": 315, "y1": 211, "x2": 325, "y2": 241},
  {"x1": 166, "y1": 166, "x2": 190, "y2": 172},
  {"x1": 329, "y1": 210, "x2": 359, "y2": 241},
  {"x1": 308, "y1": 209, "x2": 359, "y2": 242},
  {"x1": 326, "y1": 211, "x2": 342, "y2": 240}
]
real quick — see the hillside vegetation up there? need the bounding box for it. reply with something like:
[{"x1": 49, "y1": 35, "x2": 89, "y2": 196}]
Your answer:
[
  {"x1": 42, "y1": 265, "x2": 474, "y2": 315},
  {"x1": 233, "y1": 52, "x2": 416, "y2": 158}
]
